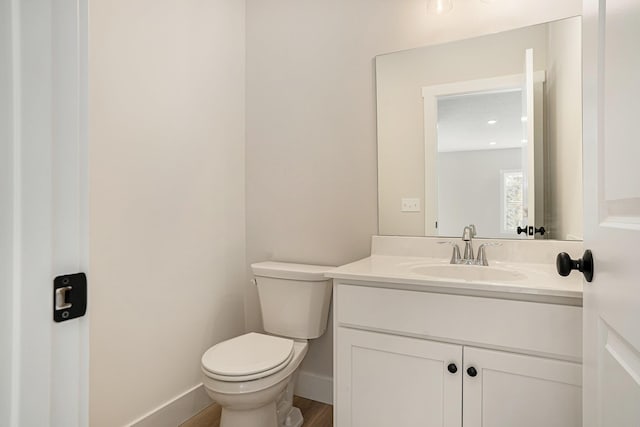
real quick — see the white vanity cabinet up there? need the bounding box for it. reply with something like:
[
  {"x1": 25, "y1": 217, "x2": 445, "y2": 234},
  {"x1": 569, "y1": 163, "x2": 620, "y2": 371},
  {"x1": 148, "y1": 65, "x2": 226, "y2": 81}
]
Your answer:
[
  {"x1": 462, "y1": 347, "x2": 581, "y2": 427},
  {"x1": 337, "y1": 328, "x2": 462, "y2": 427},
  {"x1": 333, "y1": 282, "x2": 583, "y2": 427}
]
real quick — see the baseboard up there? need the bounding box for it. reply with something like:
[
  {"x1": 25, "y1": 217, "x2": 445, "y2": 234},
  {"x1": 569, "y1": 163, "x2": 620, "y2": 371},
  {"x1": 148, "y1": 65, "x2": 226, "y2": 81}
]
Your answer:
[
  {"x1": 127, "y1": 383, "x2": 213, "y2": 427},
  {"x1": 126, "y1": 371, "x2": 331, "y2": 426},
  {"x1": 294, "y1": 370, "x2": 333, "y2": 405}
]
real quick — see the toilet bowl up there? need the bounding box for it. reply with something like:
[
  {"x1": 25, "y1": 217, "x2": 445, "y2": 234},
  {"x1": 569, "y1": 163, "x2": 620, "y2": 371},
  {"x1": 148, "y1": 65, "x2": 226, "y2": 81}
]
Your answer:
[
  {"x1": 202, "y1": 333, "x2": 309, "y2": 427},
  {"x1": 201, "y1": 262, "x2": 333, "y2": 427}
]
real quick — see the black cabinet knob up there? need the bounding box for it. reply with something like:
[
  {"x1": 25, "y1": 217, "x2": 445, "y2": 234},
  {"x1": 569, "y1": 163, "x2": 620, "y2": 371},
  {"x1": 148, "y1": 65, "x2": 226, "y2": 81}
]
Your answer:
[
  {"x1": 556, "y1": 250, "x2": 594, "y2": 282},
  {"x1": 516, "y1": 226, "x2": 528, "y2": 235},
  {"x1": 447, "y1": 363, "x2": 457, "y2": 374},
  {"x1": 535, "y1": 226, "x2": 546, "y2": 236},
  {"x1": 467, "y1": 366, "x2": 478, "y2": 377}
]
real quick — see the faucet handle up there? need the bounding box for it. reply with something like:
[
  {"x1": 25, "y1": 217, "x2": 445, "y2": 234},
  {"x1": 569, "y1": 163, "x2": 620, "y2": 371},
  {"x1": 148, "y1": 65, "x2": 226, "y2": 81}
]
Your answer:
[
  {"x1": 476, "y1": 242, "x2": 502, "y2": 266},
  {"x1": 438, "y1": 241, "x2": 462, "y2": 264}
]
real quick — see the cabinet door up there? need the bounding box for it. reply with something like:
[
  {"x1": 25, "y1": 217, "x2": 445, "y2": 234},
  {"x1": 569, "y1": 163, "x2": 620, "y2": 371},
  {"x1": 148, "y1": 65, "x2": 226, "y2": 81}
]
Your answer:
[
  {"x1": 463, "y1": 347, "x2": 581, "y2": 427},
  {"x1": 336, "y1": 327, "x2": 462, "y2": 427}
]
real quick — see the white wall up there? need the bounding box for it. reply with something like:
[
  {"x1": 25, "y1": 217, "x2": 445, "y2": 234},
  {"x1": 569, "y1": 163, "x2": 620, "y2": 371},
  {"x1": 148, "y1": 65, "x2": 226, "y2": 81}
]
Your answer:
[
  {"x1": 546, "y1": 18, "x2": 583, "y2": 240},
  {"x1": 89, "y1": 1, "x2": 246, "y2": 425},
  {"x1": 438, "y1": 148, "x2": 523, "y2": 237},
  {"x1": 0, "y1": 0, "x2": 13, "y2": 423},
  {"x1": 245, "y1": 0, "x2": 581, "y2": 398}
]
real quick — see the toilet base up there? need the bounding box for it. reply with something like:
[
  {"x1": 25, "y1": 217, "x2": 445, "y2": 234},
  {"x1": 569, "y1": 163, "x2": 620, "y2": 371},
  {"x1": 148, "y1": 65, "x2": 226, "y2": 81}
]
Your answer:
[
  {"x1": 220, "y1": 401, "x2": 278, "y2": 427},
  {"x1": 282, "y1": 407, "x2": 303, "y2": 427},
  {"x1": 218, "y1": 403, "x2": 303, "y2": 427}
]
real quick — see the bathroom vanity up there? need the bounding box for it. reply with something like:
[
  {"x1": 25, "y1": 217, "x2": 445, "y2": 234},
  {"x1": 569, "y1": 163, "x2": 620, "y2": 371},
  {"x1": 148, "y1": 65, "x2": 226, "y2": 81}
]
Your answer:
[
  {"x1": 328, "y1": 236, "x2": 583, "y2": 427},
  {"x1": 335, "y1": 15, "x2": 588, "y2": 426}
]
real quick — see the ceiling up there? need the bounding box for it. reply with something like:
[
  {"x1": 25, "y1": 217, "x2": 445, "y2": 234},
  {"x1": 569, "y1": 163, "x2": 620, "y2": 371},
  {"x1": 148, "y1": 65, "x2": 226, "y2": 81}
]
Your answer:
[{"x1": 437, "y1": 89, "x2": 526, "y2": 152}]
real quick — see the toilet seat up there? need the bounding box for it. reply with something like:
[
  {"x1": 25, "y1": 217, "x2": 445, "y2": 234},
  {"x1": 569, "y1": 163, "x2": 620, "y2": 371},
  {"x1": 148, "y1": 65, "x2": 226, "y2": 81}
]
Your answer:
[{"x1": 202, "y1": 332, "x2": 294, "y2": 382}]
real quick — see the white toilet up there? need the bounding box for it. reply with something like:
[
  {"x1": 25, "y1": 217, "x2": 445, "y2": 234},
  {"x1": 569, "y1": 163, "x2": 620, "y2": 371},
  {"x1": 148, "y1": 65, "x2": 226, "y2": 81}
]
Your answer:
[{"x1": 201, "y1": 261, "x2": 334, "y2": 427}]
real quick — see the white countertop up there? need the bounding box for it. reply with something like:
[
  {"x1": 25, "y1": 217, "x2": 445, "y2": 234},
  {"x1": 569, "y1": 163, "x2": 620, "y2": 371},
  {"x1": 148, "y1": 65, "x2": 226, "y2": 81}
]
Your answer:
[{"x1": 327, "y1": 254, "x2": 583, "y2": 304}]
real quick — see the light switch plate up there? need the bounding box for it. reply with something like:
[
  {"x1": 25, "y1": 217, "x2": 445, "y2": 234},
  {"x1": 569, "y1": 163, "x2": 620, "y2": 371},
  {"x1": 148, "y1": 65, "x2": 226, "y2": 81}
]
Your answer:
[{"x1": 401, "y1": 198, "x2": 421, "y2": 212}]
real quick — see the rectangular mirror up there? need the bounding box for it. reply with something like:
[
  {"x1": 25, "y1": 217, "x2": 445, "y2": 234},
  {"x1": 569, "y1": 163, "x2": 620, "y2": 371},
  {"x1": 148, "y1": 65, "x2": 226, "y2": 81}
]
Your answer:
[{"x1": 376, "y1": 16, "x2": 582, "y2": 240}]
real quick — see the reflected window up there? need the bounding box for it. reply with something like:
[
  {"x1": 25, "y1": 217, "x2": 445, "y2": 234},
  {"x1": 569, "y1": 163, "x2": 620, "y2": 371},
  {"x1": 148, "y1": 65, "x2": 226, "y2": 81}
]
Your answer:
[{"x1": 502, "y1": 170, "x2": 524, "y2": 233}]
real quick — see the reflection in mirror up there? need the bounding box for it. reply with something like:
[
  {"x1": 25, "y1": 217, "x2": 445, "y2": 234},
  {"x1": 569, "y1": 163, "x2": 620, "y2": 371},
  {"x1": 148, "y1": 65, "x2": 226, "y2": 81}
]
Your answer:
[
  {"x1": 437, "y1": 90, "x2": 527, "y2": 238},
  {"x1": 376, "y1": 17, "x2": 582, "y2": 240}
]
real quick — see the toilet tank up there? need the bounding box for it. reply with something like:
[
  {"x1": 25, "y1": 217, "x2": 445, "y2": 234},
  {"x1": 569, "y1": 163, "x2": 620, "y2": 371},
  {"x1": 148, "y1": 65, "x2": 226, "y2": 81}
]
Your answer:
[{"x1": 251, "y1": 262, "x2": 334, "y2": 339}]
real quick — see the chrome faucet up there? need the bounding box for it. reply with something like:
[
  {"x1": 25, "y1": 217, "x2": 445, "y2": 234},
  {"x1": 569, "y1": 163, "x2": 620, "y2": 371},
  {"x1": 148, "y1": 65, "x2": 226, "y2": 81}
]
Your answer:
[
  {"x1": 439, "y1": 225, "x2": 501, "y2": 266},
  {"x1": 462, "y1": 224, "x2": 476, "y2": 263}
]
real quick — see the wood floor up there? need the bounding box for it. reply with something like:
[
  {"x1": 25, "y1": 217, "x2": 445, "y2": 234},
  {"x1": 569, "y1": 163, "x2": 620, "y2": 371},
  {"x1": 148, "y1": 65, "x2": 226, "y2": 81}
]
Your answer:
[{"x1": 180, "y1": 396, "x2": 333, "y2": 427}]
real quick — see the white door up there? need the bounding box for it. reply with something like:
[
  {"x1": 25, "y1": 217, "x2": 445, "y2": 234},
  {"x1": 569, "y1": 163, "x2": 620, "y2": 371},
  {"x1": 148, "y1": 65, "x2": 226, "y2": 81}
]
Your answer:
[
  {"x1": 462, "y1": 347, "x2": 582, "y2": 427},
  {"x1": 582, "y1": 0, "x2": 640, "y2": 426},
  {"x1": 1, "y1": 1, "x2": 89, "y2": 426},
  {"x1": 336, "y1": 328, "x2": 462, "y2": 427},
  {"x1": 522, "y1": 48, "x2": 536, "y2": 238}
]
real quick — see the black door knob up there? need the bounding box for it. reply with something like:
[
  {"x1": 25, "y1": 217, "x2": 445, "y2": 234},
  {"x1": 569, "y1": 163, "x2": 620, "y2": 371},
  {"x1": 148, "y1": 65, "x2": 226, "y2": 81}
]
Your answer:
[
  {"x1": 556, "y1": 250, "x2": 594, "y2": 282},
  {"x1": 467, "y1": 366, "x2": 478, "y2": 377},
  {"x1": 447, "y1": 363, "x2": 457, "y2": 374}
]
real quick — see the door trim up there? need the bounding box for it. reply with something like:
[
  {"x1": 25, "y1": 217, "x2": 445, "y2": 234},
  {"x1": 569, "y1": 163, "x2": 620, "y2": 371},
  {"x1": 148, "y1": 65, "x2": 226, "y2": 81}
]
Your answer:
[{"x1": 3, "y1": 1, "x2": 89, "y2": 425}]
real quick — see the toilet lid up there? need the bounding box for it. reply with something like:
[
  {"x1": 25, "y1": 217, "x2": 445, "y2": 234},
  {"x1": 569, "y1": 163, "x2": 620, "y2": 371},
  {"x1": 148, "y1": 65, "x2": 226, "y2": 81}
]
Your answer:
[{"x1": 201, "y1": 333, "x2": 294, "y2": 382}]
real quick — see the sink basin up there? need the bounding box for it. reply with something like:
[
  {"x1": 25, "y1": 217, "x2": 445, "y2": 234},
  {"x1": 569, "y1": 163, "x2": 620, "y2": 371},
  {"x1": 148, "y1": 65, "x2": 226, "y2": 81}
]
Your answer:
[{"x1": 411, "y1": 264, "x2": 526, "y2": 282}]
